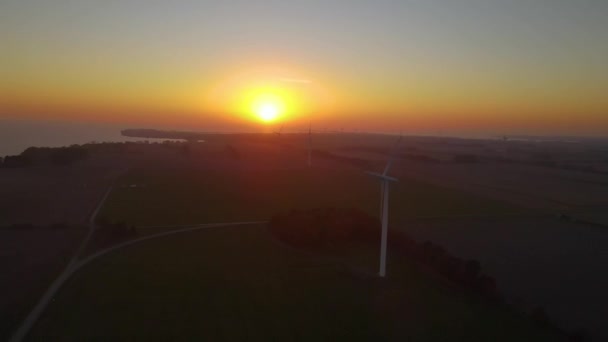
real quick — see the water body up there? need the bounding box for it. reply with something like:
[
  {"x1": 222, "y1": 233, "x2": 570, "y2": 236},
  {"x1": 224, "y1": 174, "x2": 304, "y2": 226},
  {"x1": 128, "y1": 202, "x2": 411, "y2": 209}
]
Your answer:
[{"x1": 0, "y1": 120, "x2": 142, "y2": 157}]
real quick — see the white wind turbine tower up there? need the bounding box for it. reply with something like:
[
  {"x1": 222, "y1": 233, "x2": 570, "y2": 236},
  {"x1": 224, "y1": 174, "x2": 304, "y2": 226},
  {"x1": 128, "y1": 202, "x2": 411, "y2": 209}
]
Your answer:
[{"x1": 366, "y1": 135, "x2": 403, "y2": 277}]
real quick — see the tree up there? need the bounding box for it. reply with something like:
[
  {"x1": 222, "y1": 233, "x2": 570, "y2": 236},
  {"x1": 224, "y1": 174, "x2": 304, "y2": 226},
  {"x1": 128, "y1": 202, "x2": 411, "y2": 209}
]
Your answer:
[
  {"x1": 50, "y1": 146, "x2": 89, "y2": 165},
  {"x1": 530, "y1": 306, "x2": 551, "y2": 328},
  {"x1": 464, "y1": 259, "x2": 481, "y2": 282},
  {"x1": 568, "y1": 329, "x2": 590, "y2": 342}
]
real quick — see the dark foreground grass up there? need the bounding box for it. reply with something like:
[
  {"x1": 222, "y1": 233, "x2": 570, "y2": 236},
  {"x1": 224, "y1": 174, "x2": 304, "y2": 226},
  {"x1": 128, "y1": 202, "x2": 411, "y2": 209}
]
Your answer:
[
  {"x1": 28, "y1": 225, "x2": 561, "y2": 341},
  {"x1": 0, "y1": 227, "x2": 84, "y2": 341},
  {"x1": 99, "y1": 165, "x2": 525, "y2": 227}
]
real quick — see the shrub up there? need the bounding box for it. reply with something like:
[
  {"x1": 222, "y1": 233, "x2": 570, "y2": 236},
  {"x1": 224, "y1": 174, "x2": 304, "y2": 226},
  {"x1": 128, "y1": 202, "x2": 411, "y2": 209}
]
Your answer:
[
  {"x1": 269, "y1": 207, "x2": 378, "y2": 247},
  {"x1": 568, "y1": 329, "x2": 590, "y2": 342},
  {"x1": 464, "y1": 259, "x2": 481, "y2": 283},
  {"x1": 530, "y1": 307, "x2": 551, "y2": 329},
  {"x1": 269, "y1": 207, "x2": 500, "y2": 300}
]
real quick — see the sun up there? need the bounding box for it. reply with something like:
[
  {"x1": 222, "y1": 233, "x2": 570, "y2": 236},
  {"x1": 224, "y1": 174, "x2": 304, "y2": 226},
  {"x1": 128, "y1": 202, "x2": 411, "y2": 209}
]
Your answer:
[
  {"x1": 252, "y1": 93, "x2": 285, "y2": 123},
  {"x1": 257, "y1": 102, "x2": 280, "y2": 122}
]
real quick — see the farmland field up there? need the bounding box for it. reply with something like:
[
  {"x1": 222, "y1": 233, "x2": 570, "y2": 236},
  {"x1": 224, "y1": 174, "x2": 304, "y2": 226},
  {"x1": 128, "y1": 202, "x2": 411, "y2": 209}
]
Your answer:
[
  {"x1": 0, "y1": 226, "x2": 84, "y2": 341},
  {"x1": 8, "y1": 135, "x2": 605, "y2": 341},
  {"x1": 405, "y1": 216, "x2": 608, "y2": 341},
  {"x1": 28, "y1": 225, "x2": 561, "y2": 341},
  {"x1": 99, "y1": 160, "x2": 525, "y2": 228}
]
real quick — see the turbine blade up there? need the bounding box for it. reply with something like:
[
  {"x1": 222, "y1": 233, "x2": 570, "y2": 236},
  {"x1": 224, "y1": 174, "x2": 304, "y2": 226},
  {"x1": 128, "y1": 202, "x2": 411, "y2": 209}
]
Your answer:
[
  {"x1": 379, "y1": 181, "x2": 385, "y2": 219},
  {"x1": 382, "y1": 135, "x2": 403, "y2": 176}
]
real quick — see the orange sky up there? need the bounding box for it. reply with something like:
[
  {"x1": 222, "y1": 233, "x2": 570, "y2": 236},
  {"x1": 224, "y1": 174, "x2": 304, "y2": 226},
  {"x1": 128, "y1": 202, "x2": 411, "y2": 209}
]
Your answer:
[{"x1": 1, "y1": 1, "x2": 607, "y2": 136}]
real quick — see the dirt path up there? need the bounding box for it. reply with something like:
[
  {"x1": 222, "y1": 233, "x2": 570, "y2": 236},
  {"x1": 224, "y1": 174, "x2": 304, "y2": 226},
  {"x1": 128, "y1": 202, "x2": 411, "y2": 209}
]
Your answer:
[{"x1": 9, "y1": 215, "x2": 266, "y2": 342}]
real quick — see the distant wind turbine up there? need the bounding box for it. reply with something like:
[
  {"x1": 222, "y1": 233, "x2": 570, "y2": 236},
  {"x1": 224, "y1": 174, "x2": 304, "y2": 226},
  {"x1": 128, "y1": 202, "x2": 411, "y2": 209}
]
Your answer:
[
  {"x1": 272, "y1": 123, "x2": 286, "y2": 160},
  {"x1": 366, "y1": 135, "x2": 402, "y2": 277},
  {"x1": 274, "y1": 123, "x2": 284, "y2": 137},
  {"x1": 307, "y1": 122, "x2": 312, "y2": 168}
]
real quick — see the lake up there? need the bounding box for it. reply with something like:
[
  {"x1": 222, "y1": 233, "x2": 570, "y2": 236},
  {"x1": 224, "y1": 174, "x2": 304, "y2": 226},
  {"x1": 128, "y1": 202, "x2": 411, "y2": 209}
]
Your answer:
[{"x1": 0, "y1": 120, "x2": 142, "y2": 157}]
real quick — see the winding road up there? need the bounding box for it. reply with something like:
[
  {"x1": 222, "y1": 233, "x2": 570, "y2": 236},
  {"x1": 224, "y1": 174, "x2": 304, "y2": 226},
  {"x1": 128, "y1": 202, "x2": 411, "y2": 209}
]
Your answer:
[{"x1": 9, "y1": 184, "x2": 266, "y2": 342}]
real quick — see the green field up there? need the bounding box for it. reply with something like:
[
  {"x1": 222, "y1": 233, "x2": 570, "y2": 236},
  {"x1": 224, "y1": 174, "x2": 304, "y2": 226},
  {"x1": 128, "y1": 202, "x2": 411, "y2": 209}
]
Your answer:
[
  {"x1": 99, "y1": 165, "x2": 525, "y2": 227},
  {"x1": 28, "y1": 225, "x2": 560, "y2": 341}
]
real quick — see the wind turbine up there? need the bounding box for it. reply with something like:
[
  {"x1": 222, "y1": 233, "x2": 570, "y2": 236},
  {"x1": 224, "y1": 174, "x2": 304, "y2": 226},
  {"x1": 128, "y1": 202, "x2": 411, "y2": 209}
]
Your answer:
[
  {"x1": 274, "y1": 123, "x2": 284, "y2": 137},
  {"x1": 271, "y1": 123, "x2": 285, "y2": 161},
  {"x1": 366, "y1": 135, "x2": 402, "y2": 277},
  {"x1": 307, "y1": 122, "x2": 312, "y2": 167}
]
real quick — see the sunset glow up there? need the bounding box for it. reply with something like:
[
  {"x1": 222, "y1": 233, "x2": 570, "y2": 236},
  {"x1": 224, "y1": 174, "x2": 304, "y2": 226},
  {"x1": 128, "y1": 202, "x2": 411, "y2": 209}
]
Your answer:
[{"x1": 1, "y1": 1, "x2": 607, "y2": 135}]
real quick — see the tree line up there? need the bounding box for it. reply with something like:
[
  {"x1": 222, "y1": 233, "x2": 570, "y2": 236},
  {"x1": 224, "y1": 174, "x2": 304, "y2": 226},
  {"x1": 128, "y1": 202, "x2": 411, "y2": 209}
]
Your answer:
[
  {"x1": 269, "y1": 207, "x2": 588, "y2": 341},
  {"x1": 0, "y1": 145, "x2": 89, "y2": 167}
]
